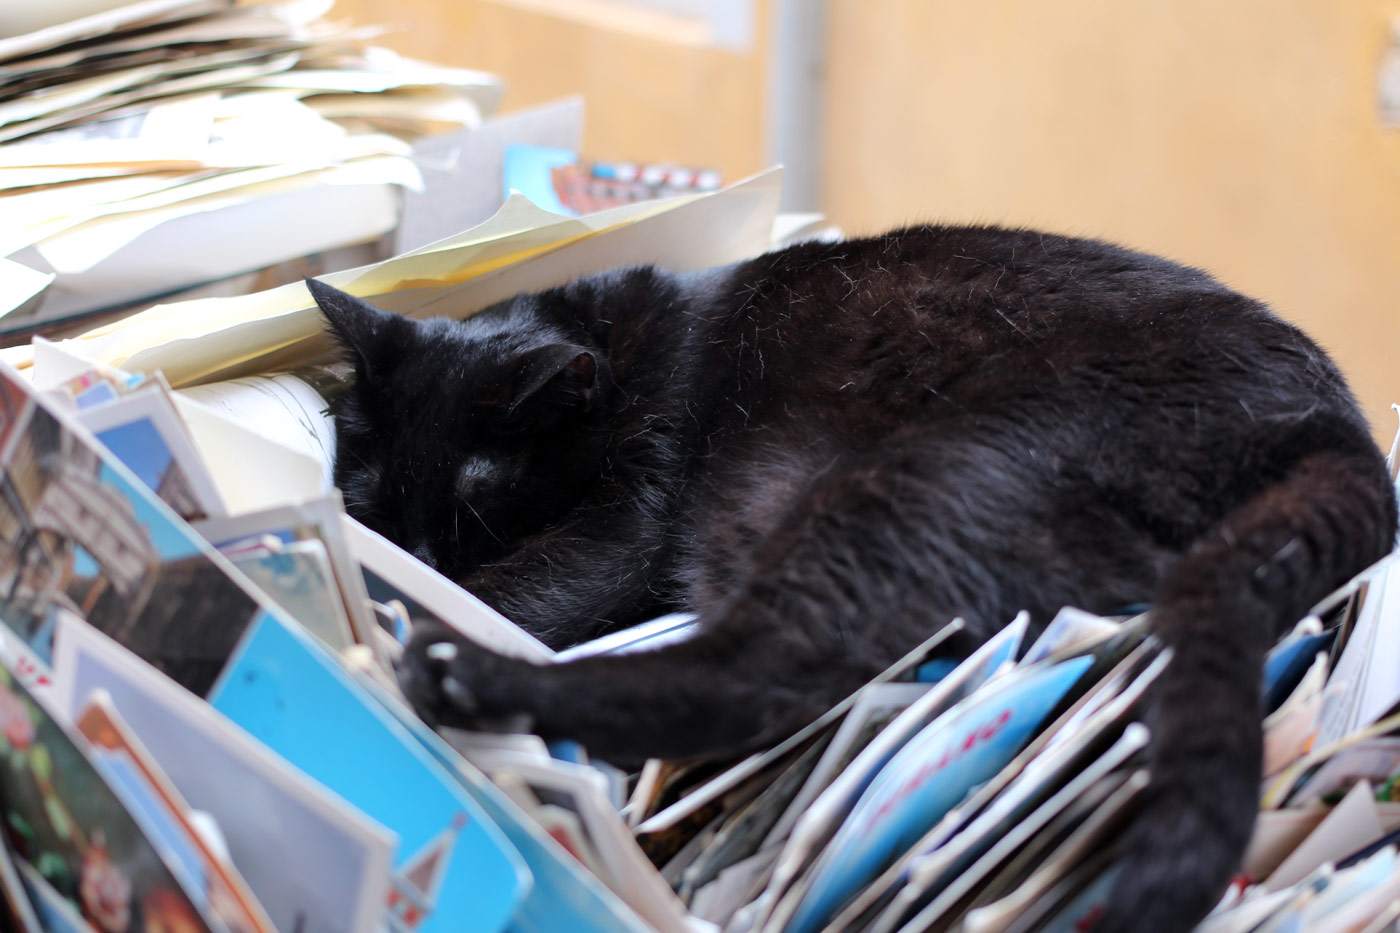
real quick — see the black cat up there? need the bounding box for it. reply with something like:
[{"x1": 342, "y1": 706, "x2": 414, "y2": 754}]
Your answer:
[{"x1": 307, "y1": 224, "x2": 1396, "y2": 932}]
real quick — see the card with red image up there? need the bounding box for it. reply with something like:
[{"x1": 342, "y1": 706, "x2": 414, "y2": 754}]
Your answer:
[{"x1": 0, "y1": 655, "x2": 214, "y2": 932}]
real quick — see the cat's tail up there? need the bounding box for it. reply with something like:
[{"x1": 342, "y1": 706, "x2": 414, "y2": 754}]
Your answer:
[{"x1": 1098, "y1": 432, "x2": 1396, "y2": 932}]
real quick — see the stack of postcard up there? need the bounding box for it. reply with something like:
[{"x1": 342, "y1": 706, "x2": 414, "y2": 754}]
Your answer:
[
  {"x1": 1, "y1": 174, "x2": 1399, "y2": 932},
  {"x1": 0, "y1": 0, "x2": 503, "y2": 331}
]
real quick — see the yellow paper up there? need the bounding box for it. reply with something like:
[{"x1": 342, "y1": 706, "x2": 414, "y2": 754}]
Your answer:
[{"x1": 56, "y1": 168, "x2": 781, "y2": 387}]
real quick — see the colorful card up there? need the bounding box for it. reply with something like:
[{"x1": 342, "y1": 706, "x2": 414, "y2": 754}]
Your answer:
[
  {"x1": 76, "y1": 691, "x2": 274, "y2": 933},
  {"x1": 214, "y1": 534, "x2": 357, "y2": 653},
  {"x1": 196, "y1": 497, "x2": 383, "y2": 663},
  {"x1": 785, "y1": 654, "x2": 1095, "y2": 932},
  {"x1": 207, "y1": 608, "x2": 530, "y2": 933},
  {"x1": 638, "y1": 620, "x2": 967, "y2": 837},
  {"x1": 553, "y1": 613, "x2": 699, "y2": 662},
  {"x1": 52, "y1": 612, "x2": 394, "y2": 933},
  {"x1": 76, "y1": 382, "x2": 228, "y2": 521},
  {"x1": 0, "y1": 812, "x2": 41, "y2": 931},
  {"x1": 1265, "y1": 618, "x2": 1336, "y2": 712},
  {"x1": 354, "y1": 670, "x2": 650, "y2": 933},
  {"x1": 0, "y1": 366, "x2": 267, "y2": 696},
  {"x1": 0, "y1": 653, "x2": 214, "y2": 932}
]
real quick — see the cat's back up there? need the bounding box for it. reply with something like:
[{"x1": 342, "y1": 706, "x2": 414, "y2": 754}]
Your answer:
[
  {"x1": 726, "y1": 223, "x2": 1257, "y2": 353},
  {"x1": 707, "y1": 224, "x2": 1349, "y2": 426}
]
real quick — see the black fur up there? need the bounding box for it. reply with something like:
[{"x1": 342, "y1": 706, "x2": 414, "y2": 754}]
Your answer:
[{"x1": 309, "y1": 225, "x2": 1397, "y2": 931}]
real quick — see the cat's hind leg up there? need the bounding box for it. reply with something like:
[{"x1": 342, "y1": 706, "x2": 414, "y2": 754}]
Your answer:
[{"x1": 1095, "y1": 433, "x2": 1395, "y2": 933}]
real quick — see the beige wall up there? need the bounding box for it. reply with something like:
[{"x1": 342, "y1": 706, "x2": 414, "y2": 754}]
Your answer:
[
  {"x1": 337, "y1": 1, "x2": 1398, "y2": 437},
  {"x1": 334, "y1": 0, "x2": 768, "y2": 181},
  {"x1": 824, "y1": 1, "x2": 1400, "y2": 438}
]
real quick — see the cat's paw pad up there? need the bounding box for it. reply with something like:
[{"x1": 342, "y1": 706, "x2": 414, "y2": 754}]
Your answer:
[{"x1": 397, "y1": 624, "x2": 532, "y2": 732}]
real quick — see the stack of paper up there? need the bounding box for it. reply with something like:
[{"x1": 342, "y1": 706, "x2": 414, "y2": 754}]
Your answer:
[
  {"x1": 0, "y1": 0, "x2": 503, "y2": 330},
  {"x1": 4, "y1": 166, "x2": 783, "y2": 386}
]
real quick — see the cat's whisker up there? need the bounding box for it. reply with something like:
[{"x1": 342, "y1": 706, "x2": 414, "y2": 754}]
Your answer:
[{"x1": 462, "y1": 498, "x2": 504, "y2": 546}]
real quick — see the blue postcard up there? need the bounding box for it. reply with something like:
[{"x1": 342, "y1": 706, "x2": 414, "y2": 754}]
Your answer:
[
  {"x1": 209, "y1": 610, "x2": 530, "y2": 933},
  {"x1": 787, "y1": 654, "x2": 1095, "y2": 932},
  {"x1": 355, "y1": 672, "x2": 649, "y2": 933}
]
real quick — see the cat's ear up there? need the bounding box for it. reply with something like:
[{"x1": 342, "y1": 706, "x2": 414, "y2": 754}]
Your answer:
[
  {"x1": 508, "y1": 343, "x2": 599, "y2": 420},
  {"x1": 307, "y1": 278, "x2": 404, "y2": 381}
]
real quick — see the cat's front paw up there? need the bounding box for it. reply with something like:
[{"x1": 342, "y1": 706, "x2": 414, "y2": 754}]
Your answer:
[{"x1": 398, "y1": 622, "x2": 537, "y2": 733}]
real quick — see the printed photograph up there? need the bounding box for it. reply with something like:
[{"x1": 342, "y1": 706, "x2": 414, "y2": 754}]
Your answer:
[
  {"x1": 93, "y1": 418, "x2": 205, "y2": 522},
  {"x1": 0, "y1": 661, "x2": 210, "y2": 932},
  {"x1": 0, "y1": 374, "x2": 264, "y2": 696}
]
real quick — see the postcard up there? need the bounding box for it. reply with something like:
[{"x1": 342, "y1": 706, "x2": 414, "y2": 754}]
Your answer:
[
  {"x1": 75, "y1": 381, "x2": 226, "y2": 518},
  {"x1": 0, "y1": 818, "x2": 41, "y2": 932},
  {"x1": 757, "y1": 613, "x2": 1030, "y2": 918},
  {"x1": 822, "y1": 635, "x2": 1160, "y2": 933},
  {"x1": 1264, "y1": 617, "x2": 1335, "y2": 713},
  {"x1": 352, "y1": 669, "x2": 651, "y2": 933},
  {"x1": 1293, "y1": 847, "x2": 1400, "y2": 931},
  {"x1": 75, "y1": 691, "x2": 273, "y2": 933},
  {"x1": 51, "y1": 612, "x2": 394, "y2": 933},
  {"x1": 1017, "y1": 861, "x2": 1120, "y2": 933},
  {"x1": 16, "y1": 858, "x2": 94, "y2": 933},
  {"x1": 76, "y1": 381, "x2": 228, "y2": 521},
  {"x1": 0, "y1": 366, "x2": 34, "y2": 461},
  {"x1": 690, "y1": 847, "x2": 779, "y2": 927},
  {"x1": 782, "y1": 654, "x2": 1095, "y2": 933},
  {"x1": 0, "y1": 365, "x2": 272, "y2": 695},
  {"x1": 766, "y1": 683, "x2": 930, "y2": 848},
  {"x1": 553, "y1": 613, "x2": 699, "y2": 662},
  {"x1": 196, "y1": 497, "x2": 384, "y2": 664},
  {"x1": 960, "y1": 771, "x2": 1147, "y2": 932},
  {"x1": 1263, "y1": 653, "x2": 1330, "y2": 777},
  {"x1": 206, "y1": 608, "x2": 531, "y2": 933},
  {"x1": 892, "y1": 725, "x2": 1150, "y2": 931},
  {"x1": 677, "y1": 736, "x2": 829, "y2": 902},
  {"x1": 492, "y1": 758, "x2": 690, "y2": 933},
  {"x1": 213, "y1": 534, "x2": 357, "y2": 653},
  {"x1": 0, "y1": 650, "x2": 214, "y2": 932},
  {"x1": 1021, "y1": 606, "x2": 1119, "y2": 666}
]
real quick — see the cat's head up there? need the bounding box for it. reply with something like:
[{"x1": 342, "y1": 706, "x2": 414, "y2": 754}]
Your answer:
[{"x1": 308, "y1": 279, "x2": 609, "y2": 578}]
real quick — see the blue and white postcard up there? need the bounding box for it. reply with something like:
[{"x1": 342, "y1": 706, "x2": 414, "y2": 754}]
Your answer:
[
  {"x1": 786, "y1": 654, "x2": 1094, "y2": 932},
  {"x1": 355, "y1": 671, "x2": 650, "y2": 933},
  {"x1": 209, "y1": 610, "x2": 530, "y2": 933},
  {"x1": 77, "y1": 384, "x2": 228, "y2": 520}
]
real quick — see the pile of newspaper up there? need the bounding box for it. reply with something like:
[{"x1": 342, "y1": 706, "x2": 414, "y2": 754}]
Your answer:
[
  {"x1": 0, "y1": 174, "x2": 1399, "y2": 932},
  {"x1": 0, "y1": 0, "x2": 502, "y2": 330}
]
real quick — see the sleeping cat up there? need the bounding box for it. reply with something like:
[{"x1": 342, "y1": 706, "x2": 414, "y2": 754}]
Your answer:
[{"x1": 307, "y1": 224, "x2": 1396, "y2": 932}]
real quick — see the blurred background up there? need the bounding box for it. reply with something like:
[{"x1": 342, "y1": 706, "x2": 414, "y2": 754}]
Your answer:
[{"x1": 338, "y1": 0, "x2": 1400, "y2": 438}]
